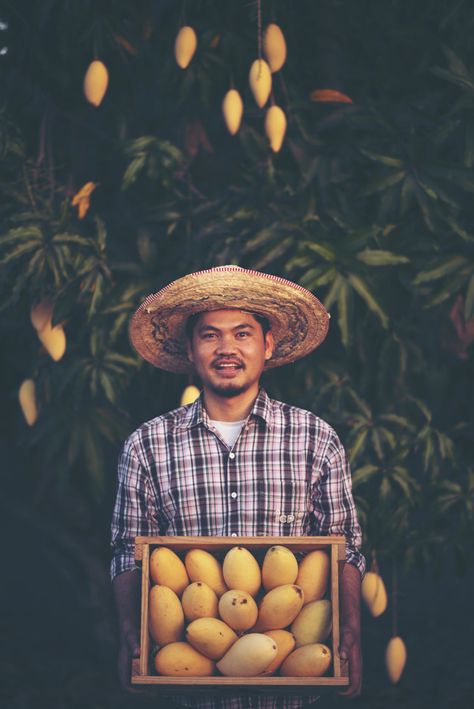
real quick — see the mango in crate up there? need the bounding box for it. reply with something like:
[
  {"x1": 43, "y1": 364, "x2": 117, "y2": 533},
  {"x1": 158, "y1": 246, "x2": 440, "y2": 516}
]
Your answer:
[
  {"x1": 150, "y1": 546, "x2": 189, "y2": 595},
  {"x1": 216, "y1": 633, "x2": 277, "y2": 677},
  {"x1": 186, "y1": 617, "x2": 238, "y2": 660},
  {"x1": 155, "y1": 641, "x2": 215, "y2": 676}
]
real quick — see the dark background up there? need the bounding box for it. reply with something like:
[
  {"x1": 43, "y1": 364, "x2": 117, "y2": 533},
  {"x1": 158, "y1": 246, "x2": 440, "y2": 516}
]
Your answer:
[{"x1": 1, "y1": 1, "x2": 473, "y2": 707}]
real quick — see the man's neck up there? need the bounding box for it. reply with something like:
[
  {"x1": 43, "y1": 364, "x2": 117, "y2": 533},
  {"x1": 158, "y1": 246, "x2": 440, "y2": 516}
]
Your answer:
[{"x1": 202, "y1": 386, "x2": 260, "y2": 422}]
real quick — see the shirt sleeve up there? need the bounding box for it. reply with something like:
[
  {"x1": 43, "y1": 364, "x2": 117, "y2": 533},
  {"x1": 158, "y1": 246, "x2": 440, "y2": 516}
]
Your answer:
[
  {"x1": 110, "y1": 434, "x2": 159, "y2": 580},
  {"x1": 312, "y1": 428, "x2": 366, "y2": 578}
]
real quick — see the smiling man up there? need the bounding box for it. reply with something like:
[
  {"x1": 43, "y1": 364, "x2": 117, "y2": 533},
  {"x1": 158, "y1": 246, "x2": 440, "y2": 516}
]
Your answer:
[{"x1": 111, "y1": 265, "x2": 365, "y2": 709}]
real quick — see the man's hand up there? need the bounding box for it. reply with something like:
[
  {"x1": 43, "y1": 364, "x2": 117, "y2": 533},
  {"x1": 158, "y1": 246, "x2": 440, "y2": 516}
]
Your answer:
[
  {"x1": 112, "y1": 568, "x2": 148, "y2": 694},
  {"x1": 337, "y1": 562, "x2": 363, "y2": 698},
  {"x1": 117, "y1": 626, "x2": 142, "y2": 692},
  {"x1": 338, "y1": 623, "x2": 362, "y2": 698}
]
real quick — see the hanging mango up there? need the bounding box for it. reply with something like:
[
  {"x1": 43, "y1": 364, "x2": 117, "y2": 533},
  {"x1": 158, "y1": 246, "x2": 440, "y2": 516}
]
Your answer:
[
  {"x1": 18, "y1": 379, "x2": 38, "y2": 426},
  {"x1": 222, "y1": 89, "x2": 244, "y2": 135},
  {"x1": 181, "y1": 385, "x2": 201, "y2": 406},
  {"x1": 30, "y1": 299, "x2": 53, "y2": 333},
  {"x1": 249, "y1": 59, "x2": 272, "y2": 108},
  {"x1": 83, "y1": 60, "x2": 109, "y2": 107},
  {"x1": 385, "y1": 635, "x2": 407, "y2": 684},
  {"x1": 175, "y1": 26, "x2": 197, "y2": 69},
  {"x1": 361, "y1": 570, "x2": 388, "y2": 617},
  {"x1": 263, "y1": 24, "x2": 287, "y2": 73},
  {"x1": 38, "y1": 320, "x2": 67, "y2": 362},
  {"x1": 265, "y1": 105, "x2": 287, "y2": 152}
]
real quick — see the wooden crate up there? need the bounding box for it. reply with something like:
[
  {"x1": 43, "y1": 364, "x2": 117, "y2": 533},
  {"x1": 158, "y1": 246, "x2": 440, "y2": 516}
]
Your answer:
[{"x1": 132, "y1": 535, "x2": 349, "y2": 693}]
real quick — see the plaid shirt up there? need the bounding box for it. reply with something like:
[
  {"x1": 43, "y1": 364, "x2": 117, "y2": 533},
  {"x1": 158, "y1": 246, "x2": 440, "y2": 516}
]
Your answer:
[{"x1": 111, "y1": 388, "x2": 365, "y2": 709}]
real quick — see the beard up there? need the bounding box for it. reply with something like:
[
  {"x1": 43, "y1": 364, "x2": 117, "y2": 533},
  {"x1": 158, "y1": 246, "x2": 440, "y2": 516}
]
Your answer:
[{"x1": 204, "y1": 380, "x2": 249, "y2": 398}]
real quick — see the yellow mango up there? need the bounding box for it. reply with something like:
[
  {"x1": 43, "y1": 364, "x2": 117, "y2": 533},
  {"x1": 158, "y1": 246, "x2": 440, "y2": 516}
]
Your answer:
[
  {"x1": 149, "y1": 585, "x2": 184, "y2": 646},
  {"x1": 216, "y1": 633, "x2": 277, "y2": 676},
  {"x1": 155, "y1": 641, "x2": 214, "y2": 676},
  {"x1": 38, "y1": 321, "x2": 66, "y2": 361},
  {"x1": 175, "y1": 26, "x2": 197, "y2": 69},
  {"x1": 262, "y1": 629, "x2": 296, "y2": 674},
  {"x1": 263, "y1": 23, "x2": 287, "y2": 73},
  {"x1": 295, "y1": 550, "x2": 329, "y2": 604},
  {"x1": 150, "y1": 547, "x2": 189, "y2": 596},
  {"x1": 222, "y1": 89, "x2": 244, "y2": 135},
  {"x1": 185, "y1": 617, "x2": 237, "y2": 660},
  {"x1": 385, "y1": 635, "x2": 407, "y2": 684},
  {"x1": 222, "y1": 546, "x2": 261, "y2": 597},
  {"x1": 185, "y1": 548, "x2": 227, "y2": 597},
  {"x1": 280, "y1": 643, "x2": 332, "y2": 677},
  {"x1": 255, "y1": 584, "x2": 304, "y2": 631},
  {"x1": 18, "y1": 379, "x2": 38, "y2": 426},
  {"x1": 361, "y1": 571, "x2": 387, "y2": 617},
  {"x1": 248, "y1": 59, "x2": 272, "y2": 108},
  {"x1": 218, "y1": 589, "x2": 258, "y2": 631},
  {"x1": 180, "y1": 385, "x2": 200, "y2": 406},
  {"x1": 83, "y1": 60, "x2": 109, "y2": 107},
  {"x1": 291, "y1": 599, "x2": 332, "y2": 647},
  {"x1": 181, "y1": 581, "x2": 219, "y2": 622},
  {"x1": 262, "y1": 545, "x2": 298, "y2": 590},
  {"x1": 30, "y1": 299, "x2": 53, "y2": 332},
  {"x1": 265, "y1": 105, "x2": 287, "y2": 153}
]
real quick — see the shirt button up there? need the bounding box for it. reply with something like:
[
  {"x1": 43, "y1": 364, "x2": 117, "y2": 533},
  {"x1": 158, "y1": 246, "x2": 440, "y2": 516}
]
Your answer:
[
  {"x1": 279, "y1": 514, "x2": 288, "y2": 523},
  {"x1": 231, "y1": 532, "x2": 237, "y2": 537},
  {"x1": 231, "y1": 491, "x2": 238, "y2": 499},
  {"x1": 229, "y1": 452, "x2": 236, "y2": 460},
  {"x1": 287, "y1": 514, "x2": 295, "y2": 522}
]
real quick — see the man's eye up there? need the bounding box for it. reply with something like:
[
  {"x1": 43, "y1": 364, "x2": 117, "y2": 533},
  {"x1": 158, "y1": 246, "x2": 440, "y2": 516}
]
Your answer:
[
  {"x1": 202, "y1": 333, "x2": 216, "y2": 339},
  {"x1": 237, "y1": 331, "x2": 250, "y2": 338}
]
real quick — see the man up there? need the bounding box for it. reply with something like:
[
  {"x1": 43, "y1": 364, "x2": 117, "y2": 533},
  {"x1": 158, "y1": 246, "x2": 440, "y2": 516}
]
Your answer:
[{"x1": 111, "y1": 265, "x2": 365, "y2": 708}]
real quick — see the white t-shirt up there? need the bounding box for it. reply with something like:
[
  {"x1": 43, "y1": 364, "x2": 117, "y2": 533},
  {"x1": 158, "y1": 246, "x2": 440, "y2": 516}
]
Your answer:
[{"x1": 209, "y1": 419, "x2": 245, "y2": 448}]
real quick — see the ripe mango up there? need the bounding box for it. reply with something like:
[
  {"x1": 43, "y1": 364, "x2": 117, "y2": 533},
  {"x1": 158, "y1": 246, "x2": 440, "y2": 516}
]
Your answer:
[
  {"x1": 385, "y1": 635, "x2": 407, "y2": 684},
  {"x1": 180, "y1": 385, "x2": 200, "y2": 406},
  {"x1": 174, "y1": 26, "x2": 197, "y2": 69},
  {"x1": 83, "y1": 60, "x2": 109, "y2": 107},
  {"x1": 265, "y1": 105, "x2": 287, "y2": 153},
  {"x1": 222, "y1": 546, "x2": 261, "y2": 597},
  {"x1": 262, "y1": 629, "x2": 296, "y2": 674},
  {"x1": 185, "y1": 548, "x2": 227, "y2": 597},
  {"x1": 295, "y1": 550, "x2": 329, "y2": 604},
  {"x1": 291, "y1": 599, "x2": 332, "y2": 647},
  {"x1": 149, "y1": 585, "x2": 184, "y2": 646},
  {"x1": 222, "y1": 89, "x2": 244, "y2": 135},
  {"x1": 38, "y1": 321, "x2": 66, "y2": 361},
  {"x1": 216, "y1": 633, "x2": 277, "y2": 676},
  {"x1": 185, "y1": 617, "x2": 238, "y2": 660},
  {"x1": 19, "y1": 379, "x2": 38, "y2": 426},
  {"x1": 361, "y1": 571, "x2": 387, "y2": 617},
  {"x1": 181, "y1": 581, "x2": 219, "y2": 622},
  {"x1": 280, "y1": 643, "x2": 332, "y2": 677},
  {"x1": 155, "y1": 641, "x2": 215, "y2": 676},
  {"x1": 263, "y1": 23, "x2": 287, "y2": 73},
  {"x1": 30, "y1": 299, "x2": 53, "y2": 332},
  {"x1": 255, "y1": 584, "x2": 304, "y2": 631},
  {"x1": 218, "y1": 589, "x2": 258, "y2": 631},
  {"x1": 262, "y1": 545, "x2": 298, "y2": 590},
  {"x1": 150, "y1": 546, "x2": 189, "y2": 596},
  {"x1": 248, "y1": 59, "x2": 272, "y2": 108}
]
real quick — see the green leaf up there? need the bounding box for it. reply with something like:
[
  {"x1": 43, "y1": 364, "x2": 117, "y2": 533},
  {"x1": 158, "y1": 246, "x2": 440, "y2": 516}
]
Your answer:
[
  {"x1": 348, "y1": 274, "x2": 389, "y2": 328},
  {"x1": 349, "y1": 429, "x2": 368, "y2": 463},
  {"x1": 413, "y1": 256, "x2": 467, "y2": 284},
  {"x1": 324, "y1": 274, "x2": 342, "y2": 311},
  {"x1": 356, "y1": 249, "x2": 409, "y2": 266},
  {"x1": 359, "y1": 148, "x2": 403, "y2": 168},
  {"x1": 352, "y1": 464, "x2": 379, "y2": 486},
  {"x1": 360, "y1": 170, "x2": 406, "y2": 197},
  {"x1": 305, "y1": 242, "x2": 336, "y2": 261},
  {"x1": 338, "y1": 279, "x2": 350, "y2": 347},
  {"x1": 464, "y1": 272, "x2": 474, "y2": 320}
]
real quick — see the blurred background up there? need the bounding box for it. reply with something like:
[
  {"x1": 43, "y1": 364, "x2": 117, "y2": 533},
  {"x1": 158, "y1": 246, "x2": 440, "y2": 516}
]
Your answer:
[{"x1": 1, "y1": 1, "x2": 473, "y2": 707}]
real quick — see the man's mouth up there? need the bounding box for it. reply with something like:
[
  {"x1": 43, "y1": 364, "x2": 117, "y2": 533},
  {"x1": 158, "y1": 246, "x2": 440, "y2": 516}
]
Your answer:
[{"x1": 213, "y1": 360, "x2": 243, "y2": 371}]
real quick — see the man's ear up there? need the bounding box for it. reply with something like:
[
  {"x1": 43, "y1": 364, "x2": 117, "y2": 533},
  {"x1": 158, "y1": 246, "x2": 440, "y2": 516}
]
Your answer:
[
  {"x1": 186, "y1": 339, "x2": 194, "y2": 364},
  {"x1": 264, "y1": 331, "x2": 274, "y2": 361}
]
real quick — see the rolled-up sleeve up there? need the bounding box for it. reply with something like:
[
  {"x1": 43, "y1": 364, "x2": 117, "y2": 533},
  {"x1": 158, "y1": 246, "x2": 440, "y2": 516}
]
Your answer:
[
  {"x1": 312, "y1": 429, "x2": 366, "y2": 578},
  {"x1": 110, "y1": 435, "x2": 157, "y2": 580}
]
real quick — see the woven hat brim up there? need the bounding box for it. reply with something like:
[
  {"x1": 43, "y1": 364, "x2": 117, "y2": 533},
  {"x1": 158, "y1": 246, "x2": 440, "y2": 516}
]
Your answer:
[{"x1": 129, "y1": 267, "x2": 329, "y2": 373}]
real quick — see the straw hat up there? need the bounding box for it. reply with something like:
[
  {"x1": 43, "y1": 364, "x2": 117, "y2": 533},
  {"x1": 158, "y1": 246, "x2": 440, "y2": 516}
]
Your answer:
[{"x1": 129, "y1": 266, "x2": 330, "y2": 373}]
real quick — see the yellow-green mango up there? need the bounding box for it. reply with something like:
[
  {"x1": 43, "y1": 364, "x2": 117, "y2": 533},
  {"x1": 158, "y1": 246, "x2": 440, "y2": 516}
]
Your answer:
[
  {"x1": 291, "y1": 599, "x2": 332, "y2": 646},
  {"x1": 280, "y1": 643, "x2": 332, "y2": 677},
  {"x1": 218, "y1": 589, "x2": 258, "y2": 631},
  {"x1": 216, "y1": 633, "x2": 277, "y2": 676},
  {"x1": 222, "y1": 546, "x2": 261, "y2": 597},
  {"x1": 262, "y1": 629, "x2": 296, "y2": 674},
  {"x1": 185, "y1": 617, "x2": 238, "y2": 660},
  {"x1": 262, "y1": 545, "x2": 298, "y2": 591},
  {"x1": 154, "y1": 641, "x2": 215, "y2": 676},
  {"x1": 185, "y1": 548, "x2": 227, "y2": 597},
  {"x1": 181, "y1": 581, "x2": 219, "y2": 622},
  {"x1": 295, "y1": 550, "x2": 329, "y2": 604},
  {"x1": 150, "y1": 546, "x2": 189, "y2": 596},
  {"x1": 255, "y1": 584, "x2": 304, "y2": 631},
  {"x1": 149, "y1": 585, "x2": 184, "y2": 646}
]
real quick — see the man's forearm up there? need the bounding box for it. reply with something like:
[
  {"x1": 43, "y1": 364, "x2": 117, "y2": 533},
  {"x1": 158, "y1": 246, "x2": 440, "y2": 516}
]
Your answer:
[
  {"x1": 112, "y1": 567, "x2": 142, "y2": 637},
  {"x1": 340, "y1": 561, "x2": 361, "y2": 632}
]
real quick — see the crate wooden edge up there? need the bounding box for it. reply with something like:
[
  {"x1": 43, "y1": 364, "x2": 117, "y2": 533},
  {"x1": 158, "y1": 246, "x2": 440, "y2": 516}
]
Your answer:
[{"x1": 134, "y1": 535, "x2": 349, "y2": 689}]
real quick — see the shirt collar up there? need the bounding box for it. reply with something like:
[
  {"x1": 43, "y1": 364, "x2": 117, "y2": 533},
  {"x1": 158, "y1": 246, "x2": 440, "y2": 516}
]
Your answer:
[{"x1": 180, "y1": 388, "x2": 273, "y2": 430}]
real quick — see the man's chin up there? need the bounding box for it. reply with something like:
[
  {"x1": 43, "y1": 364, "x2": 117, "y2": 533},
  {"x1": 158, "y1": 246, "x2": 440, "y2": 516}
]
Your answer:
[{"x1": 207, "y1": 382, "x2": 248, "y2": 398}]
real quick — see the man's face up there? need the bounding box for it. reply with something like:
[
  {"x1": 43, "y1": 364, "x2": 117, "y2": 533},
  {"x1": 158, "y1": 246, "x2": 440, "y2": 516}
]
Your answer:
[{"x1": 186, "y1": 309, "x2": 274, "y2": 399}]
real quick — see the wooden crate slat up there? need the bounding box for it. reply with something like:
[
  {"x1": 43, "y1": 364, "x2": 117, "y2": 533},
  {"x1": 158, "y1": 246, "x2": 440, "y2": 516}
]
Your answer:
[{"x1": 139, "y1": 543, "x2": 150, "y2": 677}]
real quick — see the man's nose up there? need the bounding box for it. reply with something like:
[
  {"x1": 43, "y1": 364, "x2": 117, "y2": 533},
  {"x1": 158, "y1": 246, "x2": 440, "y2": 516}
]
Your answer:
[{"x1": 216, "y1": 334, "x2": 237, "y2": 354}]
